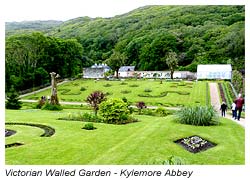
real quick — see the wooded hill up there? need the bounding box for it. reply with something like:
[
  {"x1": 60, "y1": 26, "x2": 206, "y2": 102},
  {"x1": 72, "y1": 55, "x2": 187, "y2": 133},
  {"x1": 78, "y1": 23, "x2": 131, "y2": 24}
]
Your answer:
[{"x1": 6, "y1": 5, "x2": 245, "y2": 92}]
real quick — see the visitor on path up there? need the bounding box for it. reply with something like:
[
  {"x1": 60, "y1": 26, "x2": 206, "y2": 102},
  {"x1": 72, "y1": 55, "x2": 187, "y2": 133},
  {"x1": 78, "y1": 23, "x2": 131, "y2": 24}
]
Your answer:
[
  {"x1": 231, "y1": 102, "x2": 236, "y2": 119},
  {"x1": 220, "y1": 101, "x2": 227, "y2": 117},
  {"x1": 234, "y1": 93, "x2": 244, "y2": 121}
]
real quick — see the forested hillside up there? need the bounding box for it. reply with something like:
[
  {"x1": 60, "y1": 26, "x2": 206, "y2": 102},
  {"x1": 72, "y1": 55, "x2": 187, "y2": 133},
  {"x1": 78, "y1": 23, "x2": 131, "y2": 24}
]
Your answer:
[
  {"x1": 6, "y1": 20, "x2": 63, "y2": 36},
  {"x1": 5, "y1": 5, "x2": 245, "y2": 92}
]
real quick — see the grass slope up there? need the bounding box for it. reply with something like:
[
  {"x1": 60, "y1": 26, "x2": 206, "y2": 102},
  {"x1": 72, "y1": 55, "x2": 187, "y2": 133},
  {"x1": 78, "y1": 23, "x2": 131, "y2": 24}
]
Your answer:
[{"x1": 6, "y1": 109, "x2": 244, "y2": 165}]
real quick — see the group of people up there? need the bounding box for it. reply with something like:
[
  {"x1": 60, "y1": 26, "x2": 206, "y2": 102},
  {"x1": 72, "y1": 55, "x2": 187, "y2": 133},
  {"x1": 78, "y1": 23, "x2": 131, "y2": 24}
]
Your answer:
[{"x1": 220, "y1": 93, "x2": 245, "y2": 121}]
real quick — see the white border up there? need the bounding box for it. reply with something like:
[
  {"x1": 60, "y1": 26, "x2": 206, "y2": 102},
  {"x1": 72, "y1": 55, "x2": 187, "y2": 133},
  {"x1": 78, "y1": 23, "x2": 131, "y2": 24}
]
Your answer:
[{"x1": 1, "y1": 0, "x2": 249, "y2": 179}]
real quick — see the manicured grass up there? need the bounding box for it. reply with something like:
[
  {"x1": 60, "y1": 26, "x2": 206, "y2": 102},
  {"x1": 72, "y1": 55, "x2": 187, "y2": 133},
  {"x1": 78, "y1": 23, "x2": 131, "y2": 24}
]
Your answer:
[
  {"x1": 5, "y1": 109, "x2": 244, "y2": 165},
  {"x1": 23, "y1": 79, "x2": 207, "y2": 107}
]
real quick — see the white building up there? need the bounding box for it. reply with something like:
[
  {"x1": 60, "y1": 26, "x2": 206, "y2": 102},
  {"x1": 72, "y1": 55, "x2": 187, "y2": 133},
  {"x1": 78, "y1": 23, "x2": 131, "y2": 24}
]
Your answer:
[
  {"x1": 83, "y1": 64, "x2": 111, "y2": 78},
  {"x1": 197, "y1": 64, "x2": 232, "y2": 80},
  {"x1": 117, "y1": 66, "x2": 135, "y2": 77}
]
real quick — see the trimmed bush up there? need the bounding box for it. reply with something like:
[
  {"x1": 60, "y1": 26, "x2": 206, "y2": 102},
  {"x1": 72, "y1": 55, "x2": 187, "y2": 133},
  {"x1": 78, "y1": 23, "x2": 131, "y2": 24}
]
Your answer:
[
  {"x1": 129, "y1": 84, "x2": 139, "y2": 87},
  {"x1": 41, "y1": 102, "x2": 63, "y2": 111},
  {"x1": 144, "y1": 88, "x2": 152, "y2": 92},
  {"x1": 103, "y1": 83, "x2": 112, "y2": 87},
  {"x1": 121, "y1": 90, "x2": 131, "y2": 94},
  {"x1": 99, "y1": 98, "x2": 131, "y2": 124},
  {"x1": 80, "y1": 87, "x2": 87, "y2": 91},
  {"x1": 82, "y1": 123, "x2": 96, "y2": 130},
  {"x1": 176, "y1": 106, "x2": 219, "y2": 126}
]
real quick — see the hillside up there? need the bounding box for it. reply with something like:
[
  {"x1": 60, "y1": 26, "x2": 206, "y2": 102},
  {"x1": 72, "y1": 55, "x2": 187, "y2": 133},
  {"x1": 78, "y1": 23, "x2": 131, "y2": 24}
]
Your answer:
[
  {"x1": 6, "y1": 20, "x2": 63, "y2": 36},
  {"x1": 5, "y1": 5, "x2": 245, "y2": 92}
]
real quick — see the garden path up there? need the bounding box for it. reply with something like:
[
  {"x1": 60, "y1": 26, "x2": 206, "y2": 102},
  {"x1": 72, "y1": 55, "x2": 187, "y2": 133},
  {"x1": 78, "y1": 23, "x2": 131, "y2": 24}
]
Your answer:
[
  {"x1": 209, "y1": 82, "x2": 245, "y2": 127},
  {"x1": 19, "y1": 80, "x2": 69, "y2": 98}
]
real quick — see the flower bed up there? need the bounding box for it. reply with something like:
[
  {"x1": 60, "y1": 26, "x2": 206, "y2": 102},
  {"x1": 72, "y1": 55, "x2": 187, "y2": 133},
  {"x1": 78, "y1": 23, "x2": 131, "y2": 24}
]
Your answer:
[{"x1": 174, "y1": 135, "x2": 216, "y2": 153}]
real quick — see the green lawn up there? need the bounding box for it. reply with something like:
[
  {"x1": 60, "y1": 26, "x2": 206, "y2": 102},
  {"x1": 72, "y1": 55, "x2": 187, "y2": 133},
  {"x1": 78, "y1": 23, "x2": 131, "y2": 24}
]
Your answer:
[
  {"x1": 23, "y1": 79, "x2": 208, "y2": 107},
  {"x1": 5, "y1": 109, "x2": 244, "y2": 165}
]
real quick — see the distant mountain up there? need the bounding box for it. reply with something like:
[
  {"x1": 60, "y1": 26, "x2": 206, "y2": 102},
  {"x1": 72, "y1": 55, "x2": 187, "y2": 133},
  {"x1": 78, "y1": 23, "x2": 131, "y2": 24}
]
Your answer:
[{"x1": 6, "y1": 20, "x2": 63, "y2": 36}]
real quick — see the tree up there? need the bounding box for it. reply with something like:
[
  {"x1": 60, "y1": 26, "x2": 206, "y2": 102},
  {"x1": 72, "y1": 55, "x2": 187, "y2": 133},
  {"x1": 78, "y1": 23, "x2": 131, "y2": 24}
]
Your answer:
[
  {"x1": 86, "y1": 91, "x2": 106, "y2": 116},
  {"x1": 6, "y1": 86, "x2": 22, "y2": 109},
  {"x1": 105, "y1": 50, "x2": 127, "y2": 78},
  {"x1": 165, "y1": 51, "x2": 179, "y2": 79}
]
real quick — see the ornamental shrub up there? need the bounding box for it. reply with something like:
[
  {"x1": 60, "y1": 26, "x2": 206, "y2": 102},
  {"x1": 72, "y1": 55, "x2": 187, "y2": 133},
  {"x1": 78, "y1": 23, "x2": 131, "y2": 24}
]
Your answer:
[
  {"x1": 86, "y1": 91, "x2": 106, "y2": 116},
  {"x1": 99, "y1": 98, "x2": 130, "y2": 124},
  {"x1": 176, "y1": 106, "x2": 219, "y2": 126},
  {"x1": 82, "y1": 123, "x2": 95, "y2": 130},
  {"x1": 41, "y1": 102, "x2": 63, "y2": 111}
]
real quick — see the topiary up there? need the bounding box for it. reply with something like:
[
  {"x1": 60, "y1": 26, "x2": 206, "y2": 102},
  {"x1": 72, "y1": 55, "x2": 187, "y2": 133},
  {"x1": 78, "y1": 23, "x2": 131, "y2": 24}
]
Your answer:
[{"x1": 82, "y1": 123, "x2": 96, "y2": 130}]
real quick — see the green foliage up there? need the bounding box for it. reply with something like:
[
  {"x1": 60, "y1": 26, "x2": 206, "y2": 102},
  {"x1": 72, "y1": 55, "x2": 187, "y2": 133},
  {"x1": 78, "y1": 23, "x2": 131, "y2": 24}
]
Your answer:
[
  {"x1": 163, "y1": 156, "x2": 186, "y2": 165},
  {"x1": 82, "y1": 123, "x2": 96, "y2": 130},
  {"x1": 5, "y1": 86, "x2": 22, "y2": 109},
  {"x1": 6, "y1": 32, "x2": 83, "y2": 92},
  {"x1": 80, "y1": 87, "x2": 87, "y2": 91},
  {"x1": 99, "y1": 98, "x2": 132, "y2": 124},
  {"x1": 144, "y1": 88, "x2": 152, "y2": 92},
  {"x1": 6, "y1": 6, "x2": 245, "y2": 93},
  {"x1": 105, "y1": 51, "x2": 127, "y2": 78},
  {"x1": 176, "y1": 106, "x2": 219, "y2": 126},
  {"x1": 58, "y1": 112, "x2": 101, "y2": 123},
  {"x1": 120, "y1": 90, "x2": 131, "y2": 94},
  {"x1": 165, "y1": 51, "x2": 178, "y2": 79},
  {"x1": 155, "y1": 107, "x2": 168, "y2": 116},
  {"x1": 41, "y1": 102, "x2": 63, "y2": 111},
  {"x1": 232, "y1": 70, "x2": 244, "y2": 96}
]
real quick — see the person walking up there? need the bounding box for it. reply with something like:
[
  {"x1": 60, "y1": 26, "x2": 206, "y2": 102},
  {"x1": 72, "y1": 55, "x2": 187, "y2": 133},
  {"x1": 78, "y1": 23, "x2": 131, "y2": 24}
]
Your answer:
[
  {"x1": 220, "y1": 101, "x2": 227, "y2": 117},
  {"x1": 234, "y1": 93, "x2": 244, "y2": 121},
  {"x1": 231, "y1": 102, "x2": 236, "y2": 119}
]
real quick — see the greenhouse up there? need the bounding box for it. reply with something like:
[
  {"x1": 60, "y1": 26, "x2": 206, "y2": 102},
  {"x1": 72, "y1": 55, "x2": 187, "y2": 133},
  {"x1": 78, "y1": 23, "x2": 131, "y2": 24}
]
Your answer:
[{"x1": 197, "y1": 64, "x2": 232, "y2": 80}]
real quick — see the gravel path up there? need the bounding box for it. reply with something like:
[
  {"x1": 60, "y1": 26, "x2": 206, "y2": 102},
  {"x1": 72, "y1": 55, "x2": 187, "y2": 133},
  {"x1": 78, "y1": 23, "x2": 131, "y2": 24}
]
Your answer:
[{"x1": 209, "y1": 83, "x2": 245, "y2": 127}]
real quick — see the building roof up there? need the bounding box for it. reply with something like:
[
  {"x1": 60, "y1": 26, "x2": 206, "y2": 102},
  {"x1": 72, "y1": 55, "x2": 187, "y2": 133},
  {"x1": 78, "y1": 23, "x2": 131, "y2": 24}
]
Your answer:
[
  {"x1": 118, "y1": 66, "x2": 135, "y2": 72},
  {"x1": 197, "y1": 64, "x2": 232, "y2": 72},
  {"x1": 91, "y1": 63, "x2": 110, "y2": 69}
]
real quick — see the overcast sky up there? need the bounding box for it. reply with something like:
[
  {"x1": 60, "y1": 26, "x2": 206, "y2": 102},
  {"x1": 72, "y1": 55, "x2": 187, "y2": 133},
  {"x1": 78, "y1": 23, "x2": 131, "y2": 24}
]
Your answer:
[{"x1": 0, "y1": 0, "x2": 247, "y2": 22}]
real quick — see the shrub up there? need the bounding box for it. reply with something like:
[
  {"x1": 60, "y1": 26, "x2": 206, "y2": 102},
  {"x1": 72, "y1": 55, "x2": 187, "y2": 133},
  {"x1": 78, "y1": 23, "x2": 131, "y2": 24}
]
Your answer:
[
  {"x1": 121, "y1": 90, "x2": 131, "y2": 94},
  {"x1": 58, "y1": 112, "x2": 102, "y2": 122},
  {"x1": 232, "y1": 70, "x2": 244, "y2": 95},
  {"x1": 99, "y1": 98, "x2": 131, "y2": 124},
  {"x1": 155, "y1": 107, "x2": 168, "y2": 116},
  {"x1": 103, "y1": 83, "x2": 112, "y2": 87},
  {"x1": 129, "y1": 84, "x2": 139, "y2": 87},
  {"x1": 41, "y1": 102, "x2": 63, "y2": 111},
  {"x1": 176, "y1": 106, "x2": 219, "y2": 126},
  {"x1": 5, "y1": 86, "x2": 22, "y2": 109},
  {"x1": 82, "y1": 123, "x2": 96, "y2": 130},
  {"x1": 80, "y1": 87, "x2": 87, "y2": 91},
  {"x1": 144, "y1": 88, "x2": 152, "y2": 92},
  {"x1": 120, "y1": 82, "x2": 128, "y2": 85},
  {"x1": 86, "y1": 91, "x2": 106, "y2": 116}
]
